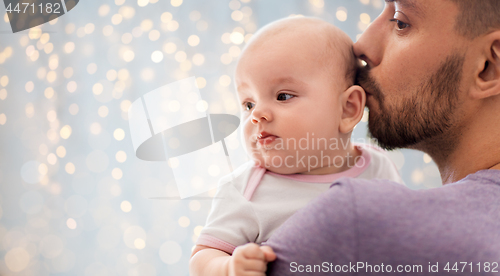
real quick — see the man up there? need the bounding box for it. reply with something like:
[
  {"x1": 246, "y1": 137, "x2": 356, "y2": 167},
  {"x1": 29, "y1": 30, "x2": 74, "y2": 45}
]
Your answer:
[{"x1": 265, "y1": 0, "x2": 500, "y2": 275}]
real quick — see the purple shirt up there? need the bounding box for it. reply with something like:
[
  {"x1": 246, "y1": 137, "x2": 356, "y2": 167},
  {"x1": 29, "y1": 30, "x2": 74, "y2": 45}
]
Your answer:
[{"x1": 265, "y1": 170, "x2": 500, "y2": 275}]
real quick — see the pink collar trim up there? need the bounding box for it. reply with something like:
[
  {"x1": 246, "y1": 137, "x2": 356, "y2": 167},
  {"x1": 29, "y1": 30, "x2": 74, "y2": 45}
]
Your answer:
[{"x1": 266, "y1": 144, "x2": 371, "y2": 183}]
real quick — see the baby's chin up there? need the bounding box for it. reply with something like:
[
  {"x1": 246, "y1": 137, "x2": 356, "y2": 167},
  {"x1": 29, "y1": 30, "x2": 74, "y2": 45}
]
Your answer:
[{"x1": 252, "y1": 155, "x2": 306, "y2": 175}]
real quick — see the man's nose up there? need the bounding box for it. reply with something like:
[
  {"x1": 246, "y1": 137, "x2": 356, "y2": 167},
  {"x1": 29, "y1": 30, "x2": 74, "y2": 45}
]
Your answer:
[{"x1": 353, "y1": 15, "x2": 387, "y2": 68}]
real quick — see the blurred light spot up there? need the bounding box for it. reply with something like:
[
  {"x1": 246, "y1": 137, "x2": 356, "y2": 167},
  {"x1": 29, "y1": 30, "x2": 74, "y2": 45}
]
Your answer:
[
  {"x1": 309, "y1": 0, "x2": 324, "y2": 8},
  {"x1": 189, "y1": 200, "x2": 200, "y2": 211},
  {"x1": 0, "y1": 113, "x2": 6, "y2": 125},
  {"x1": 44, "y1": 87, "x2": 55, "y2": 99},
  {"x1": 141, "y1": 68, "x2": 155, "y2": 81},
  {"x1": 161, "y1": 12, "x2": 173, "y2": 23},
  {"x1": 64, "y1": 42, "x2": 75, "y2": 53},
  {"x1": 46, "y1": 71, "x2": 57, "y2": 82},
  {"x1": 121, "y1": 200, "x2": 132, "y2": 212},
  {"x1": 163, "y1": 42, "x2": 177, "y2": 54},
  {"x1": 111, "y1": 14, "x2": 123, "y2": 25},
  {"x1": 116, "y1": 151, "x2": 127, "y2": 162},
  {"x1": 361, "y1": 109, "x2": 369, "y2": 122},
  {"x1": 69, "y1": 103, "x2": 79, "y2": 115},
  {"x1": 39, "y1": 144, "x2": 49, "y2": 155},
  {"x1": 193, "y1": 228, "x2": 204, "y2": 241},
  {"x1": 98, "y1": 4, "x2": 110, "y2": 16},
  {"x1": 110, "y1": 183, "x2": 122, "y2": 196},
  {"x1": 171, "y1": 0, "x2": 182, "y2": 7},
  {"x1": 231, "y1": 10, "x2": 243, "y2": 21},
  {"x1": 149, "y1": 29, "x2": 160, "y2": 41},
  {"x1": 65, "y1": 162, "x2": 75, "y2": 174},
  {"x1": 114, "y1": 128, "x2": 125, "y2": 141},
  {"x1": 44, "y1": 43, "x2": 54, "y2": 54},
  {"x1": 360, "y1": 13, "x2": 371, "y2": 24},
  {"x1": 219, "y1": 75, "x2": 231, "y2": 87},
  {"x1": 336, "y1": 7, "x2": 347, "y2": 21},
  {"x1": 121, "y1": 100, "x2": 132, "y2": 112},
  {"x1": 360, "y1": 0, "x2": 370, "y2": 4},
  {"x1": 221, "y1": 33, "x2": 231, "y2": 44},
  {"x1": 197, "y1": 20, "x2": 208, "y2": 31},
  {"x1": 66, "y1": 218, "x2": 77, "y2": 229},
  {"x1": 188, "y1": 35, "x2": 200, "y2": 46},
  {"x1": 86, "y1": 150, "x2": 109, "y2": 173},
  {"x1": 38, "y1": 163, "x2": 48, "y2": 175},
  {"x1": 85, "y1": 23, "x2": 95, "y2": 34},
  {"x1": 168, "y1": 100, "x2": 180, "y2": 112},
  {"x1": 230, "y1": 32, "x2": 244, "y2": 44},
  {"x1": 90, "y1": 122, "x2": 102, "y2": 135},
  {"x1": 159, "y1": 241, "x2": 182, "y2": 264},
  {"x1": 127, "y1": 253, "x2": 138, "y2": 264},
  {"x1": 124, "y1": 226, "x2": 147, "y2": 249},
  {"x1": 47, "y1": 153, "x2": 57, "y2": 165},
  {"x1": 65, "y1": 23, "x2": 75, "y2": 34},
  {"x1": 106, "y1": 70, "x2": 117, "y2": 81},
  {"x1": 115, "y1": 0, "x2": 125, "y2": 5},
  {"x1": 118, "y1": 69, "x2": 130, "y2": 80},
  {"x1": 0, "y1": 88, "x2": 6, "y2": 100},
  {"x1": 87, "y1": 63, "x2": 97, "y2": 74},
  {"x1": 123, "y1": 50, "x2": 135, "y2": 62},
  {"x1": 103, "y1": 25, "x2": 114, "y2": 36},
  {"x1": 112, "y1": 168, "x2": 123, "y2": 179},
  {"x1": 25, "y1": 81, "x2": 34, "y2": 92},
  {"x1": 180, "y1": 60, "x2": 192, "y2": 72},
  {"x1": 67, "y1": 81, "x2": 77, "y2": 93},
  {"x1": 192, "y1": 53, "x2": 205, "y2": 66},
  {"x1": 5, "y1": 247, "x2": 30, "y2": 272},
  {"x1": 25, "y1": 103, "x2": 34, "y2": 118},
  {"x1": 151, "y1": 51, "x2": 164, "y2": 63},
  {"x1": 98, "y1": 106, "x2": 109, "y2": 118},
  {"x1": 141, "y1": 19, "x2": 153, "y2": 31},
  {"x1": 423, "y1": 154, "x2": 433, "y2": 164},
  {"x1": 229, "y1": 0, "x2": 240, "y2": 10},
  {"x1": 195, "y1": 77, "x2": 206, "y2": 89},
  {"x1": 93, "y1": 83, "x2": 103, "y2": 95},
  {"x1": 411, "y1": 169, "x2": 424, "y2": 184},
  {"x1": 137, "y1": 0, "x2": 148, "y2": 7},
  {"x1": 134, "y1": 238, "x2": 146, "y2": 249},
  {"x1": 121, "y1": 33, "x2": 133, "y2": 44},
  {"x1": 60, "y1": 125, "x2": 72, "y2": 139},
  {"x1": 174, "y1": 51, "x2": 186, "y2": 62}
]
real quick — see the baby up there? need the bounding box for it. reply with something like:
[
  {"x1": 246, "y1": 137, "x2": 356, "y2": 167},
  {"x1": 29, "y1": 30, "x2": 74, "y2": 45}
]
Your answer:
[{"x1": 190, "y1": 17, "x2": 403, "y2": 276}]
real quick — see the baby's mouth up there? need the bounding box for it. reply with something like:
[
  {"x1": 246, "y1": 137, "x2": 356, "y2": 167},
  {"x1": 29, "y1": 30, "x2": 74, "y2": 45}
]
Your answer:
[{"x1": 256, "y1": 131, "x2": 279, "y2": 146}]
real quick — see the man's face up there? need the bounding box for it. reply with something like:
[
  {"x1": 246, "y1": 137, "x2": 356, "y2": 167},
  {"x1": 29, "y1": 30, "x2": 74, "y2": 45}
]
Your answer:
[{"x1": 354, "y1": 0, "x2": 468, "y2": 151}]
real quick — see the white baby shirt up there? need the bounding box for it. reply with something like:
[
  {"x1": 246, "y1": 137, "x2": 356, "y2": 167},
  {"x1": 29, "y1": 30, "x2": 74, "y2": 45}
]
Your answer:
[{"x1": 196, "y1": 144, "x2": 403, "y2": 254}]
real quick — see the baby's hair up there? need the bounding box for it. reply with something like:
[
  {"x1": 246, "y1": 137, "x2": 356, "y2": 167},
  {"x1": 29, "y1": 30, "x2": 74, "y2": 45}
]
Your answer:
[{"x1": 239, "y1": 17, "x2": 357, "y2": 90}]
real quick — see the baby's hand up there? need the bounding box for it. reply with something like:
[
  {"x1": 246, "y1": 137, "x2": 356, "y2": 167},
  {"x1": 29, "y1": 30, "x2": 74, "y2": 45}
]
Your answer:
[{"x1": 228, "y1": 243, "x2": 276, "y2": 276}]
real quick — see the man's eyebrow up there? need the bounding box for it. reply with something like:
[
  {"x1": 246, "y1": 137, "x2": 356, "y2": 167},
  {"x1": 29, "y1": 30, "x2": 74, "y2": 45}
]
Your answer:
[{"x1": 385, "y1": 0, "x2": 423, "y2": 18}]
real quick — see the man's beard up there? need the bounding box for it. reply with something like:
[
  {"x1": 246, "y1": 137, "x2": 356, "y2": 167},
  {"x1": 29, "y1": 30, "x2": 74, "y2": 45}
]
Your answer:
[{"x1": 356, "y1": 54, "x2": 464, "y2": 151}]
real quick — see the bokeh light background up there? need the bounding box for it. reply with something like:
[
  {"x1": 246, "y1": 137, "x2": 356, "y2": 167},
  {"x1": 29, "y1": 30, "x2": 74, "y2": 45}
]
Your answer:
[{"x1": 0, "y1": 0, "x2": 442, "y2": 275}]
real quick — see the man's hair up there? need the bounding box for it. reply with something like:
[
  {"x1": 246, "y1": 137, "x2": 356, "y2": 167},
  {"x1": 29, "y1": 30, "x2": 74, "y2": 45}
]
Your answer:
[{"x1": 450, "y1": 0, "x2": 500, "y2": 39}]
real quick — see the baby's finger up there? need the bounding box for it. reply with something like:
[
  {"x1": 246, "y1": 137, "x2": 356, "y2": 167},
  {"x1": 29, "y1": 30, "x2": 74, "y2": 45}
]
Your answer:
[
  {"x1": 260, "y1": 246, "x2": 276, "y2": 262},
  {"x1": 241, "y1": 243, "x2": 266, "y2": 260},
  {"x1": 240, "y1": 259, "x2": 268, "y2": 272}
]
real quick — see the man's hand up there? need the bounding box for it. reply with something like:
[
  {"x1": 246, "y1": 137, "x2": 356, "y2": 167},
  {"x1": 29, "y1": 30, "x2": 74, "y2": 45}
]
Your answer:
[{"x1": 227, "y1": 243, "x2": 276, "y2": 276}]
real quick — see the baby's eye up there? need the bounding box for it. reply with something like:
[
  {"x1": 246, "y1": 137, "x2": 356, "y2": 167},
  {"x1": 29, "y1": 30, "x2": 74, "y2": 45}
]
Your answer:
[
  {"x1": 244, "y1": 102, "x2": 255, "y2": 111},
  {"x1": 277, "y1": 93, "x2": 294, "y2": 101}
]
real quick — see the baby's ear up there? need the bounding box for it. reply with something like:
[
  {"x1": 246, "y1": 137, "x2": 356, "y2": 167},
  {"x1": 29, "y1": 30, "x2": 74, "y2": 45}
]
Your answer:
[{"x1": 339, "y1": 85, "x2": 366, "y2": 134}]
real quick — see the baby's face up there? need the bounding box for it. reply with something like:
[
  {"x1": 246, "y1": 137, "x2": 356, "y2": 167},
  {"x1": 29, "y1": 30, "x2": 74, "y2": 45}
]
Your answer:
[{"x1": 235, "y1": 31, "x2": 349, "y2": 174}]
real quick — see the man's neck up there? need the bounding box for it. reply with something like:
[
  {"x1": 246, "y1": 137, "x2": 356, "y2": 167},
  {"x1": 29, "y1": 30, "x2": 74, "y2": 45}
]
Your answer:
[{"x1": 430, "y1": 116, "x2": 500, "y2": 184}]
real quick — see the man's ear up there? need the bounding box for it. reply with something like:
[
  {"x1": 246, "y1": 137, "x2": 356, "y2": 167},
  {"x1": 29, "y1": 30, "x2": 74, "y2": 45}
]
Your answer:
[
  {"x1": 475, "y1": 32, "x2": 500, "y2": 99},
  {"x1": 339, "y1": 85, "x2": 366, "y2": 134}
]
